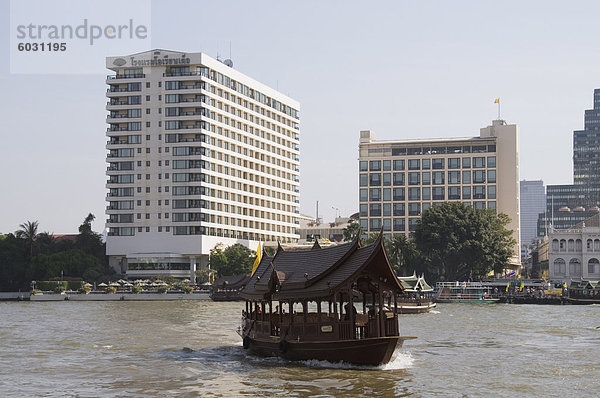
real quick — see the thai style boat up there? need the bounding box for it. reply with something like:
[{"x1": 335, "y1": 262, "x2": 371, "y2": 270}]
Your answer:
[
  {"x1": 238, "y1": 235, "x2": 416, "y2": 366},
  {"x1": 396, "y1": 273, "x2": 437, "y2": 314},
  {"x1": 434, "y1": 281, "x2": 499, "y2": 303},
  {"x1": 564, "y1": 280, "x2": 600, "y2": 304},
  {"x1": 210, "y1": 275, "x2": 250, "y2": 301}
]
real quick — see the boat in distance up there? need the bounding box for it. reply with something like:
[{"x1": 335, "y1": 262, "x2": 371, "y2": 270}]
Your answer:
[
  {"x1": 396, "y1": 273, "x2": 437, "y2": 313},
  {"x1": 434, "y1": 281, "x2": 499, "y2": 303},
  {"x1": 238, "y1": 235, "x2": 416, "y2": 366}
]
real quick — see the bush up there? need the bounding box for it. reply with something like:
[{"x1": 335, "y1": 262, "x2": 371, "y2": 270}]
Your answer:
[
  {"x1": 131, "y1": 285, "x2": 142, "y2": 294},
  {"x1": 31, "y1": 289, "x2": 41, "y2": 295},
  {"x1": 78, "y1": 286, "x2": 91, "y2": 294},
  {"x1": 68, "y1": 281, "x2": 84, "y2": 291},
  {"x1": 106, "y1": 286, "x2": 116, "y2": 294},
  {"x1": 36, "y1": 280, "x2": 68, "y2": 291},
  {"x1": 182, "y1": 285, "x2": 194, "y2": 294},
  {"x1": 157, "y1": 286, "x2": 168, "y2": 294}
]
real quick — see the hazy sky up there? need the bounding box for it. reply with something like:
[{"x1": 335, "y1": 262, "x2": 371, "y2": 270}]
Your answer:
[{"x1": 1, "y1": 0, "x2": 599, "y2": 234}]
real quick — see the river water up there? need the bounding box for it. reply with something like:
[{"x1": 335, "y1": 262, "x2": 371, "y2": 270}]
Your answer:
[{"x1": 1, "y1": 300, "x2": 598, "y2": 397}]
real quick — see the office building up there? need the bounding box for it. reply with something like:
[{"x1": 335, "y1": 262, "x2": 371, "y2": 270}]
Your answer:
[
  {"x1": 105, "y1": 49, "x2": 300, "y2": 280},
  {"x1": 358, "y1": 119, "x2": 521, "y2": 266},
  {"x1": 539, "y1": 88, "x2": 600, "y2": 235},
  {"x1": 520, "y1": 180, "x2": 546, "y2": 247}
]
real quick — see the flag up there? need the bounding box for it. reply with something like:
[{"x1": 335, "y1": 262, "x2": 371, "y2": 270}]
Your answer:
[
  {"x1": 520, "y1": 281, "x2": 524, "y2": 292},
  {"x1": 505, "y1": 282, "x2": 510, "y2": 292},
  {"x1": 251, "y1": 243, "x2": 262, "y2": 276},
  {"x1": 494, "y1": 98, "x2": 500, "y2": 104}
]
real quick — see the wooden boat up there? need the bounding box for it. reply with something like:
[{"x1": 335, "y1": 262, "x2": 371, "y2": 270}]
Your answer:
[
  {"x1": 210, "y1": 275, "x2": 250, "y2": 301},
  {"x1": 238, "y1": 235, "x2": 416, "y2": 366},
  {"x1": 564, "y1": 280, "x2": 600, "y2": 304},
  {"x1": 397, "y1": 273, "x2": 436, "y2": 314},
  {"x1": 434, "y1": 281, "x2": 499, "y2": 303}
]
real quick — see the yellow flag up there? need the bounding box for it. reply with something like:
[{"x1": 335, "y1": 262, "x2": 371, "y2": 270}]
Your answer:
[
  {"x1": 494, "y1": 98, "x2": 500, "y2": 104},
  {"x1": 505, "y1": 282, "x2": 509, "y2": 292},
  {"x1": 520, "y1": 281, "x2": 524, "y2": 292},
  {"x1": 251, "y1": 243, "x2": 262, "y2": 276}
]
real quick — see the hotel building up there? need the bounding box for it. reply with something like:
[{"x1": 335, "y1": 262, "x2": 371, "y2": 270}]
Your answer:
[
  {"x1": 358, "y1": 119, "x2": 521, "y2": 265},
  {"x1": 105, "y1": 50, "x2": 300, "y2": 279}
]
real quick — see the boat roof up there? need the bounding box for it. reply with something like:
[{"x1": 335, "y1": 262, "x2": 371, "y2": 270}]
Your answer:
[
  {"x1": 398, "y1": 273, "x2": 433, "y2": 292},
  {"x1": 239, "y1": 234, "x2": 403, "y2": 301},
  {"x1": 212, "y1": 275, "x2": 251, "y2": 289}
]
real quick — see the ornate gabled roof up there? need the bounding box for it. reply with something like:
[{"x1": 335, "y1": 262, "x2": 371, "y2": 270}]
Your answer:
[
  {"x1": 398, "y1": 273, "x2": 433, "y2": 292},
  {"x1": 239, "y1": 235, "x2": 402, "y2": 301}
]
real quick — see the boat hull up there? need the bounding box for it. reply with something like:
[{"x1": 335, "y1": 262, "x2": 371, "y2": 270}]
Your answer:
[
  {"x1": 243, "y1": 335, "x2": 407, "y2": 366},
  {"x1": 396, "y1": 301, "x2": 437, "y2": 314}
]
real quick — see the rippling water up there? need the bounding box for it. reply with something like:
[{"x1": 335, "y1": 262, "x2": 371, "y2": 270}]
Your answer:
[{"x1": 1, "y1": 301, "x2": 599, "y2": 397}]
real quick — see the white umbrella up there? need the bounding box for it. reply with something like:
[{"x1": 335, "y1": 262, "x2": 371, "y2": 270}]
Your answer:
[
  {"x1": 159, "y1": 282, "x2": 168, "y2": 286},
  {"x1": 98, "y1": 282, "x2": 108, "y2": 287},
  {"x1": 123, "y1": 282, "x2": 133, "y2": 287},
  {"x1": 109, "y1": 282, "x2": 120, "y2": 287},
  {"x1": 83, "y1": 283, "x2": 92, "y2": 287}
]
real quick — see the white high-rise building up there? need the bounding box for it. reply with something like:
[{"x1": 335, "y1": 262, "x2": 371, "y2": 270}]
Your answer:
[{"x1": 105, "y1": 50, "x2": 300, "y2": 280}]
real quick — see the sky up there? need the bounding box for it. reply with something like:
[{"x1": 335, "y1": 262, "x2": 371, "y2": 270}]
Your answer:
[{"x1": 1, "y1": 0, "x2": 599, "y2": 235}]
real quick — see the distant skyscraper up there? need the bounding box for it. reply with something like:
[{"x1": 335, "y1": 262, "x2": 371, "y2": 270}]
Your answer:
[
  {"x1": 539, "y1": 89, "x2": 600, "y2": 235},
  {"x1": 520, "y1": 180, "x2": 545, "y2": 246}
]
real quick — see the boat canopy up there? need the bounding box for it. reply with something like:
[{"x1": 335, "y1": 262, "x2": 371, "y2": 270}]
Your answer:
[
  {"x1": 239, "y1": 234, "x2": 403, "y2": 301},
  {"x1": 398, "y1": 272, "x2": 433, "y2": 292}
]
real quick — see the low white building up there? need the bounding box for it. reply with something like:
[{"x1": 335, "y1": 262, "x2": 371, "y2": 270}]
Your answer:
[{"x1": 548, "y1": 214, "x2": 600, "y2": 282}]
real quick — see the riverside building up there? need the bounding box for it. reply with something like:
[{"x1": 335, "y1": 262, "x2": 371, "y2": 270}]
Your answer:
[
  {"x1": 105, "y1": 49, "x2": 300, "y2": 280},
  {"x1": 358, "y1": 119, "x2": 521, "y2": 266}
]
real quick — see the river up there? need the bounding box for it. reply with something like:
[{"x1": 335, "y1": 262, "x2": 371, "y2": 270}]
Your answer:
[{"x1": 0, "y1": 300, "x2": 598, "y2": 397}]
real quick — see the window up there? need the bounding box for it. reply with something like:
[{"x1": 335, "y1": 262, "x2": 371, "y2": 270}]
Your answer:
[
  {"x1": 569, "y1": 259, "x2": 582, "y2": 276},
  {"x1": 448, "y1": 158, "x2": 460, "y2": 169},
  {"x1": 393, "y1": 188, "x2": 405, "y2": 201},
  {"x1": 360, "y1": 189, "x2": 368, "y2": 201},
  {"x1": 166, "y1": 94, "x2": 179, "y2": 103},
  {"x1": 448, "y1": 186, "x2": 461, "y2": 200},
  {"x1": 422, "y1": 187, "x2": 431, "y2": 200},
  {"x1": 448, "y1": 171, "x2": 460, "y2": 184},
  {"x1": 369, "y1": 173, "x2": 381, "y2": 186},
  {"x1": 369, "y1": 188, "x2": 381, "y2": 201},
  {"x1": 422, "y1": 172, "x2": 431, "y2": 185},
  {"x1": 359, "y1": 174, "x2": 368, "y2": 186},
  {"x1": 408, "y1": 159, "x2": 420, "y2": 170},
  {"x1": 359, "y1": 161, "x2": 368, "y2": 171},
  {"x1": 588, "y1": 258, "x2": 599, "y2": 274},
  {"x1": 393, "y1": 160, "x2": 405, "y2": 171},
  {"x1": 432, "y1": 187, "x2": 444, "y2": 200},
  {"x1": 393, "y1": 203, "x2": 405, "y2": 216},
  {"x1": 473, "y1": 157, "x2": 485, "y2": 168},
  {"x1": 432, "y1": 158, "x2": 444, "y2": 169},
  {"x1": 408, "y1": 172, "x2": 420, "y2": 185},
  {"x1": 462, "y1": 157, "x2": 471, "y2": 168},
  {"x1": 462, "y1": 171, "x2": 471, "y2": 184},
  {"x1": 473, "y1": 186, "x2": 485, "y2": 199},
  {"x1": 359, "y1": 204, "x2": 368, "y2": 217},
  {"x1": 383, "y1": 160, "x2": 391, "y2": 171},
  {"x1": 383, "y1": 218, "x2": 392, "y2": 231},
  {"x1": 422, "y1": 159, "x2": 430, "y2": 170},
  {"x1": 487, "y1": 156, "x2": 496, "y2": 168},
  {"x1": 408, "y1": 187, "x2": 420, "y2": 201},
  {"x1": 474, "y1": 201, "x2": 486, "y2": 210},
  {"x1": 370, "y1": 203, "x2": 381, "y2": 217},
  {"x1": 432, "y1": 171, "x2": 444, "y2": 185},
  {"x1": 408, "y1": 203, "x2": 421, "y2": 216},
  {"x1": 473, "y1": 170, "x2": 485, "y2": 183},
  {"x1": 383, "y1": 188, "x2": 391, "y2": 201},
  {"x1": 369, "y1": 160, "x2": 381, "y2": 171},
  {"x1": 383, "y1": 203, "x2": 391, "y2": 216},
  {"x1": 370, "y1": 218, "x2": 381, "y2": 231},
  {"x1": 487, "y1": 170, "x2": 496, "y2": 183},
  {"x1": 409, "y1": 218, "x2": 419, "y2": 232},
  {"x1": 487, "y1": 186, "x2": 496, "y2": 199},
  {"x1": 393, "y1": 218, "x2": 405, "y2": 231},
  {"x1": 393, "y1": 172, "x2": 405, "y2": 186},
  {"x1": 382, "y1": 173, "x2": 391, "y2": 186}
]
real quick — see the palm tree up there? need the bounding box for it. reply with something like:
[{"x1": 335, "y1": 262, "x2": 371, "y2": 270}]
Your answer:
[
  {"x1": 16, "y1": 220, "x2": 39, "y2": 259},
  {"x1": 342, "y1": 221, "x2": 362, "y2": 242}
]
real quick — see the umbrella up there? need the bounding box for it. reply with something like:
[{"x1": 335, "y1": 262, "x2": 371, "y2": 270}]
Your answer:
[
  {"x1": 98, "y1": 282, "x2": 108, "y2": 287},
  {"x1": 109, "y1": 282, "x2": 120, "y2": 287},
  {"x1": 123, "y1": 282, "x2": 133, "y2": 287},
  {"x1": 83, "y1": 283, "x2": 92, "y2": 287},
  {"x1": 159, "y1": 282, "x2": 168, "y2": 286}
]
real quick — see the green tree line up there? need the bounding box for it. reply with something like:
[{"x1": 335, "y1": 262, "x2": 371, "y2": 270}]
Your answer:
[{"x1": 0, "y1": 214, "x2": 113, "y2": 291}]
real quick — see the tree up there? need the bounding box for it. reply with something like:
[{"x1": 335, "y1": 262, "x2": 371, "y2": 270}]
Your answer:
[
  {"x1": 209, "y1": 243, "x2": 255, "y2": 276},
  {"x1": 342, "y1": 221, "x2": 362, "y2": 242},
  {"x1": 16, "y1": 220, "x2": 39, "y2": 259},
  {"x1": 413, "y1": 202, "x2": 515, "y2": 281},
  {"x1": 386, "y1": 234, "x2": 422, "y2": 276}
]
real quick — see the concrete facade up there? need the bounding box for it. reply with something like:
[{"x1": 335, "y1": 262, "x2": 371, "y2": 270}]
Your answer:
[{"x1": 105, "y1": 49, "x2": 300, "y2": 279}]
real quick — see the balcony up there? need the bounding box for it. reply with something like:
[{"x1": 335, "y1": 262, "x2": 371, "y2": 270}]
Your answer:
[
  {"x1": 107, "y1": 87, "x2": 141, "y2": 93},
  {"x1": 107, "y1": 74, "x2": 145, "y2": 80}
]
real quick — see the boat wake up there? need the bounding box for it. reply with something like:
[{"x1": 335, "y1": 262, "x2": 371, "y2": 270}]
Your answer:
[
  {"x1": 297, "y1": 350, "x2": 414, "y2": 371},
  {"x1": 429, "y1": 310, "x2": 441, "y2": 314}
]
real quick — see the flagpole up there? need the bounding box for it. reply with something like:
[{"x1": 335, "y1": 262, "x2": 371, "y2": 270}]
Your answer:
[{"x1": 497, "y1": 99, "x2": 500, "y2": 119}]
